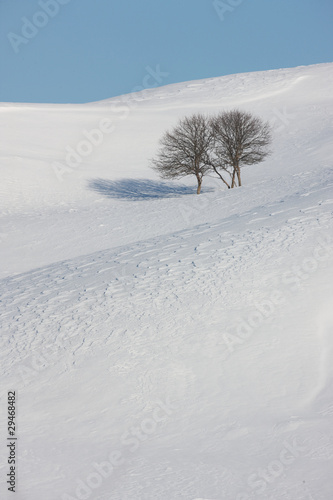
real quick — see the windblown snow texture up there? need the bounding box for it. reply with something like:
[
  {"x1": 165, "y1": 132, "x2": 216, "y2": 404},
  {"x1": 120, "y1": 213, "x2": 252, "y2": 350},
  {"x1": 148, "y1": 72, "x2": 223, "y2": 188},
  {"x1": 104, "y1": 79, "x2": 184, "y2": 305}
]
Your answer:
[{"x1": 0, "y1": 63, "x2": 333, "y2": 500}]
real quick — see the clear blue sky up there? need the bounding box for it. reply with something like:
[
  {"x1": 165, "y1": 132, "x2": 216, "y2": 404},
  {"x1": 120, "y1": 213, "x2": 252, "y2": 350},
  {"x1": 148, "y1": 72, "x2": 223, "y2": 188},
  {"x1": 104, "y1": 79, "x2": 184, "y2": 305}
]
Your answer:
[{"x1": 0, "y1": 0, "x2": 332, "y2": 103}]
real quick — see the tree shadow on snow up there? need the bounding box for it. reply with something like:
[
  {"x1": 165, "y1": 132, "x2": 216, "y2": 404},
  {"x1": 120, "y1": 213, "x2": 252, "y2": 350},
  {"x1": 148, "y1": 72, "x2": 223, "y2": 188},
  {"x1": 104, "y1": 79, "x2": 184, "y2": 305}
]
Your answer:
[{"x1": 88, "y1": 178, "x2": 213, "y2": 200}]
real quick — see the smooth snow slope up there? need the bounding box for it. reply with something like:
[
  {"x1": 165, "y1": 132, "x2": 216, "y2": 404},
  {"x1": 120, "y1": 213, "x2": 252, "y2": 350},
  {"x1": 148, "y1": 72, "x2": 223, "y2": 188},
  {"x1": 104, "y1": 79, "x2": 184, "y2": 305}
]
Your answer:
[
  {"x1": 0, "y1": 63, "x2": 333, "y2": 500},
  {"x1": 0, "y1": 62, "x2": 332, "y2": 278}
]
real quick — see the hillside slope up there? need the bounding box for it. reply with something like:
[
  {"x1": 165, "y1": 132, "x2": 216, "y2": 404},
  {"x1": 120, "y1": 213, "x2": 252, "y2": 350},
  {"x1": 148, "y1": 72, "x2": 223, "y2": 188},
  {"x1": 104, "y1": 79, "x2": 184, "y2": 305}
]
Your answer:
[{"x1": 0, "y1": 63, "x2": 333, "y2": 500}]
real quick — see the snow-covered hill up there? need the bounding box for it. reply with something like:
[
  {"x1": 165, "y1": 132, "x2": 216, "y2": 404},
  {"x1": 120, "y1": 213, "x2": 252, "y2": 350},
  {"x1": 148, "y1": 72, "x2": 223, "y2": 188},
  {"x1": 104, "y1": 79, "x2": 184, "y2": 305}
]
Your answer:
[{"x1": 0, "y1": 63, "x2": 333, "y2": 500}]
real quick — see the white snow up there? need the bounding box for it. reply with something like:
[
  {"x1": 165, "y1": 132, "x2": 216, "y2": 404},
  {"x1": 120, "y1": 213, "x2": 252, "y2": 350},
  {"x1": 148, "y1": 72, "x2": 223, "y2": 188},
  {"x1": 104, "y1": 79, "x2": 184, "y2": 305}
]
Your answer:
[{"x1": 0, "y1": 62, "x2": 333, "y2": 500}]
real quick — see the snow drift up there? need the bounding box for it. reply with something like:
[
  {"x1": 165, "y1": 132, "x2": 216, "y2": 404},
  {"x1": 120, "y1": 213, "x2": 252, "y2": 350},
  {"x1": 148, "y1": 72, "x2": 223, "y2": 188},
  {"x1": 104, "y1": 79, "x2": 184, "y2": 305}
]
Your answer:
[{"x1": 0, "y1": 62, "x2": 333, "y2": 500}]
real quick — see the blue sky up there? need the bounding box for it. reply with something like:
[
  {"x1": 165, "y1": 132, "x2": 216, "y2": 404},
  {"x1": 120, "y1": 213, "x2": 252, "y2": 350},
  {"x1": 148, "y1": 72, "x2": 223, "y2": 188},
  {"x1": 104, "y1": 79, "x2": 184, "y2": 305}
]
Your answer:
[{"x1": 0, "y1": 0, "x2": 332, "y2": 103}]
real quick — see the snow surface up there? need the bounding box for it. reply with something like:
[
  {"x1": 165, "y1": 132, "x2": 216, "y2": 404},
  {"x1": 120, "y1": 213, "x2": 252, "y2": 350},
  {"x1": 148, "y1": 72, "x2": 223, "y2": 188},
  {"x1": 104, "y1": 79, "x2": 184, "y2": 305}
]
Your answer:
[{"x1": 0, "y1": 62, "x2": 333, "y2": 500}]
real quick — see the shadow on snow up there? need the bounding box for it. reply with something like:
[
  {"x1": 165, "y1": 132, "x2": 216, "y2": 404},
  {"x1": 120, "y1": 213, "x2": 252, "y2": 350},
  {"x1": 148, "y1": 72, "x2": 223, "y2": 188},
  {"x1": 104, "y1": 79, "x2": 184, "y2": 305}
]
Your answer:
[{"x1": 88, "y1": 178, "x2": 213, "y2": 200}]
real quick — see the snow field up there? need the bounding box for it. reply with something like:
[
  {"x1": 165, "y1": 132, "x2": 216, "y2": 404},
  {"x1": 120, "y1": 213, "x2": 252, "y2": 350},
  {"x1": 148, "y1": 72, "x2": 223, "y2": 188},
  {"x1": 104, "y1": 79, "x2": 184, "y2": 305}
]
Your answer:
[{"x1": 0, "y1": 62, "x2": 333, "y2": 499}]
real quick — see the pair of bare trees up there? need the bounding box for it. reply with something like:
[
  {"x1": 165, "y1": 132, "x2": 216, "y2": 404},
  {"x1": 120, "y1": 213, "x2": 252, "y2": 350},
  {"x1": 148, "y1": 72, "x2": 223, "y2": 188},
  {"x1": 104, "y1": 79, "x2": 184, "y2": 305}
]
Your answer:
[{"x1": 151, "y1": 110, "x2": 272, "y2": 194}]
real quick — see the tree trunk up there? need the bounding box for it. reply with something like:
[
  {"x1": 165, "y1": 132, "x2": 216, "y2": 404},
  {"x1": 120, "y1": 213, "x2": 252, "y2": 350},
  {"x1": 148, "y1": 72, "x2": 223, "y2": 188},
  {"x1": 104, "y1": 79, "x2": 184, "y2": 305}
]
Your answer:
[
  {"x1": 236, "y1": 166, "x2": 242, "y2": 187},
  {"x1": 197, "y1": 178, "x2": 202, "y2": 194},
  {"x1": 231, "y1": 169, "x2": 236, "y2": 188},
  {"x1": 212, "y1": 165, "x2": 230, "y2": 189}
]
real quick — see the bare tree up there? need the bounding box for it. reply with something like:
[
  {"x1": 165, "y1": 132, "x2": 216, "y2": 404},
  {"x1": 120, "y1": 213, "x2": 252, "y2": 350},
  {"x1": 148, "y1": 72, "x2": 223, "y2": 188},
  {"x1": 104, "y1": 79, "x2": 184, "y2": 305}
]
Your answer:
[
  {"x1": 151, "y1": 114, "x2": 214, "y2": 194},
  {"x1": 210, "y1": 110, "x2": 272, "y2": 188}
]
